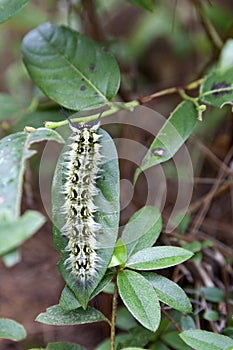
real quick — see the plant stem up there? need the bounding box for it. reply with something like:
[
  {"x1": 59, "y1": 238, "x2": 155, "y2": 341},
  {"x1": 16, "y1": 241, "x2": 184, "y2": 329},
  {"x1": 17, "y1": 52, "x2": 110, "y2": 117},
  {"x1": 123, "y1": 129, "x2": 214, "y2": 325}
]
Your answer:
[
  {"x1": 44, "y1": 77, "x2": 204, "y2": 130},
  {"x1": 139, "y1": 78, "x2": 203, "y2": 104},
  {"x1": 191, "y1": 0, "x2": 223, "y2": 50},
  {"x1": 110, "y1": 282, "x2": 118, "y2": 350},
  {"x1": 44, "y1": 100, "x2": 139, "y2": 129}
]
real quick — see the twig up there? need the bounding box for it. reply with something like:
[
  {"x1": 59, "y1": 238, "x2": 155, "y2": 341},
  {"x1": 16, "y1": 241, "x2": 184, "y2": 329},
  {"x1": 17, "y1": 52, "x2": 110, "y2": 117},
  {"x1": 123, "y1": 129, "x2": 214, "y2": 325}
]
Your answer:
[
  {"x1": 190, "y1": 136, "x2": 233, "y2": 175},
  {"x1": 191, "y1": 0, "x2": 223, "y2": 50},
  {"x1": 162, "y1": 308, "x2": 182, "y2": 332},
  {"x1": 81, "y1": 0, "x2": 104, "y2": 41},
  {"x1": 139, "y1": 78, "x2": 203, "y2": 104},
  {"x1": 188, "y1": 179, "x2": 233, "y2": 214},
  {"x1": 44, "y1": 100, "x2": 139, "y2": 129},
  {"x1": 190, "y1": 145, "x2": 233, "y2": 235},
  {"x1": 110, "y1": 282, "x2": 118, "y2": 350}
]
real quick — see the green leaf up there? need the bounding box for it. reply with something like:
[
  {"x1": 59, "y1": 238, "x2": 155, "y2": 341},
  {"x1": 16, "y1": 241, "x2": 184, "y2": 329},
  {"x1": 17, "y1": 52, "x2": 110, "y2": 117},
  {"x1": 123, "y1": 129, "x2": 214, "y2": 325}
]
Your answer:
[
  {"x1": 163, "y1": 331, "x2": 192, "y2": 350},
  {"x1": 141, "y1": 272, "x2": 192, "y2": 313},
  {"x1": 2, "y1": 249, "x2": 21, "y2": 267},
  {"x1": 200, "y1": 67, "x2": 233, "y2": 108},
  {"x1": 0, "y1": 94, "x2": 23, "y2": 120},
  {"x1": 0, "y1": 128, "x2": 64, "y2": 219},
  {"x1": 204, "y1": 310, "x2": 219, "y2": 322},
  {"x1": 128, "y1": 0, "x2": 154, "y2": 11},
  {"x1": 199, "y1": 287, "x2": 225, "y2": 302},
  {"x1": 0, "y1": 0, "x2": 31, "y2": 24},
  {"x1": 117, "y1": 270, "x2": 160, "y2": 332},
  {"x1": 96, "y1": 326, "x2": 153, "y2": 350},
  {"x1": 180, "y1": 315, "x2": 196, "y2": 331},
  {"x1": 96, "y1": 334, "x2": 130, "y2": 350},
  {"x1": 134, "y1": 101, "x2": 198, "y2": 184},
  {"x1": 0, "y1": 210, "x2": 45, "y2": 256},
  {"x1": 180, "y1": 330, "x2": 233, "y2": 350},
  {"x1": 0, "y1": 318, "x2": 26, "y2": 341},
  {"x1": 116, "y1": 306, "x2": 138, "y2": 331},
  {"x1": 52, "y1": 128, "x2": 120, "y2": 308},
  {"x1": 150, "y1": 342, "x2": 170, "y2": 350},
  {"x1": 183, "y1": 241, "x2": 202, "y2": 253},
  {"x1": 121, "y1": 206, "x2": 162, "y2": 257},
  {"x1": 22, "y1": 22, "x2": 120, "y2": 111},
  {"x1": 36, "y1": 304, "x2": 109, "y2": 326},
  {"x1": 109, "y1": 239, "x2": 127, "y2": 267},
  {"x1": 46, "y1": 342, "x2": 87, "y2": 350},
  {"x1": 59, "y1": 270, "x2": 114, "y2": 310},
  {"x1": 126, "y1": 246, "x2": 193, "y2": 270}
]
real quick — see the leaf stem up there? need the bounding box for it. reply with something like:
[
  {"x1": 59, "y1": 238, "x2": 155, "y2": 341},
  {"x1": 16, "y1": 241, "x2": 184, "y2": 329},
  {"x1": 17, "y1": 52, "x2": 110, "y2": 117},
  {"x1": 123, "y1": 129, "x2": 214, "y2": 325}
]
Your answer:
[
  {"x1": 44, "y1": 100, "x2": 139, "y2": 129},
  {"x1": 178, "y1": 89, "x2": 206, "y2": 121},
  {"x1": 110, "y1": 282, "x2": 118, "y2": 350}
]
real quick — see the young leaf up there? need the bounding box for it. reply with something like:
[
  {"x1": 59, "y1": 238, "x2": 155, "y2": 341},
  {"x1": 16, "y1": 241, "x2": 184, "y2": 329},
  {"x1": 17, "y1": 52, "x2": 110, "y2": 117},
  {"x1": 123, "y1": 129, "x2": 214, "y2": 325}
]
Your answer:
[
  {"x1": 134, "y1": 101, "x2": 198, "y2": 184},
  {"x1": 0, "y1": 318, "x2": 26, "y2": 341},
  {"x1": 36, "y1": 304, "x2": 109, "y2": 326},
  {"x1": 200, "y1": 67, "x2": 233, "y2": 108},
  {"x1": 52, "y1": 128, "x2": 120, "y2": 308},
  {"x1": 59, "y1": 270, "x2": 114, "y2": 311},
  {"x1": 109, "y1": 239, "x2": 127, "y2": 267},
  {"x1": 117, "y1": 270, "x2": 161, "y2": 332},
  {"x1": 121, "y1": 206, "x2": 162, "y2": 257},
  {"x1": 126, "y1": 246, "x2": 193, "y2": 270},
  {"x1": 141, "y1": 272, "x2": 192, "y2": 313},
  {"x1": 0, "y1": 0, "x2": 31, "y2": 24},
  {"x1": 0, "y1": 210, "x2": 45, "y2": 255},
  {"x1": 22, "y1": 22, "x2": 120, "y2": 111},
  {"x1": 46, "y1": 342, "x2": 87, "y2": 350},
  {"x1": 128, "y1": 0, "x2": 154, "y2": 11},
  {"x1": 180, "y1": 330, "x2": 233, "y2": 350}
]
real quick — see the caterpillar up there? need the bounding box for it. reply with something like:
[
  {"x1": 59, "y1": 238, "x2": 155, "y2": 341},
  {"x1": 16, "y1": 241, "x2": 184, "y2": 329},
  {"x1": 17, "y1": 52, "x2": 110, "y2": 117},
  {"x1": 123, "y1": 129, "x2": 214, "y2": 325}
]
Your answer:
[{"x1": 60, "y1": 115, "x2": 102, "y2": 283}]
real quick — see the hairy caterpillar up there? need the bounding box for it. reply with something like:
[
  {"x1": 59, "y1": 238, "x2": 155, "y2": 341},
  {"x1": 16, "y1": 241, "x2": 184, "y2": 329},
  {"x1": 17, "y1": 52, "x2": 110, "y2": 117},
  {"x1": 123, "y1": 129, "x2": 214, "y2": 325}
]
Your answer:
[{"x1": 60, "y1": 116, "x2": 102, "y2": 283}]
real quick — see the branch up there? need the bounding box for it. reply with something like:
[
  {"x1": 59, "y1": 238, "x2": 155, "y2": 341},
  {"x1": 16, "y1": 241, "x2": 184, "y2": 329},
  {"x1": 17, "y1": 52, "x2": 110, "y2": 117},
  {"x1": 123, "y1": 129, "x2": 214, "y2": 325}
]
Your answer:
[
  {"x1": 191, "y1": 0, "x2": 223, "y2": 50},
  {"x1": 139, "y1": 78, "x2": 203, "y2": 104}
]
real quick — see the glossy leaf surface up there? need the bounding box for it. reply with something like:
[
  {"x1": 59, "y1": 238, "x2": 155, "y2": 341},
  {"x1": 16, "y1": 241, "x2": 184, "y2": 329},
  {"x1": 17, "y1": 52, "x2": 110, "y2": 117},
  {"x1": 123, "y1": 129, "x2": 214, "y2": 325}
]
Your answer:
[
  {"x1": 22, "y1": 22, "x2": 120, "y2": 110},
  {"x1": 0, "y1": 0, "x2": 31, "y2": 24}
]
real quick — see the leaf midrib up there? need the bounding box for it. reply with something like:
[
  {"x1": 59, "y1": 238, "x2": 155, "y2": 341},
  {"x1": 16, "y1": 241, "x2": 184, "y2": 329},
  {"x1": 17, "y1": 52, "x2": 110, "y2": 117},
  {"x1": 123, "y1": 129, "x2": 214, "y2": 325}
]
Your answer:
[{"x1": 37, "y1": 27, "x2": 108, "y2": 103}]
